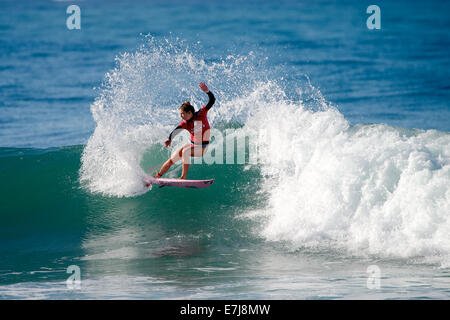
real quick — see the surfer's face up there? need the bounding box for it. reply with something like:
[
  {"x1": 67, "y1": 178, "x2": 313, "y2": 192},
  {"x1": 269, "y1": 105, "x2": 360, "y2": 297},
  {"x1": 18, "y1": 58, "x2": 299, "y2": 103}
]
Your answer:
[{"x1": 179, "y1": 110, "x2": 193, "y2": 121}]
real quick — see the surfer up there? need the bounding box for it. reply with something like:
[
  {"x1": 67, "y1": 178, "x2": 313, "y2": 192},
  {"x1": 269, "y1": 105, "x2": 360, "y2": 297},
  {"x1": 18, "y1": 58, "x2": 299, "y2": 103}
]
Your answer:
[{"x1": 155, "y1": 82, "x2": 215, "y2": 179}]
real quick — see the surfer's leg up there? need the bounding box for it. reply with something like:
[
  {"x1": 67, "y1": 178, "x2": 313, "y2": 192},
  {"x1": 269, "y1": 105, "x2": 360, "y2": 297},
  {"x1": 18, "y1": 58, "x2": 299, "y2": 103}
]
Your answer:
[
  {"x1": 156, "y1": 158, "x2": 173, "y2": 177},
  {"x1": 180, "y1": 144, "x2": 194, "y2": 179},
  {"x1": 170, "y1": 143, "x2": 189, "y2": 163},
  {"x1": 180, "y1": 145, "x2": 206, "y2": 179},
  {"x1": 158, "y1": 144, "x2": 188, "y2": 177},
  {"x1": 190, "y1": 145, "x2": 207, "y2": 157}
]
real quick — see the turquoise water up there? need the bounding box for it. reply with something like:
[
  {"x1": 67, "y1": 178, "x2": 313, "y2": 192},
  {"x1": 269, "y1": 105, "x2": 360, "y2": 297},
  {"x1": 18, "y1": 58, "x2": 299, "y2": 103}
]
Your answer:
[
  {"x1": 0, "y1": 0, "x2": 449, "y2": 299},
  {"x1": 1, "y1": 139, "x2": 449, "y2": 299}
]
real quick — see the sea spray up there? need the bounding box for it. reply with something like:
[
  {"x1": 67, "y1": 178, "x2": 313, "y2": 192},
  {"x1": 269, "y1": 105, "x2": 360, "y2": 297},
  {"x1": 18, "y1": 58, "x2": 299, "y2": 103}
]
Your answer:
[
  {"x1": 243, "y1": 93, "x2": 450, "y2": 266},
  {"x1": 79, "y1": 36, "x2": 450, "y2": 267},
  {"x1": 79, "y1": 36, "x2": 280, "y2": 197}
]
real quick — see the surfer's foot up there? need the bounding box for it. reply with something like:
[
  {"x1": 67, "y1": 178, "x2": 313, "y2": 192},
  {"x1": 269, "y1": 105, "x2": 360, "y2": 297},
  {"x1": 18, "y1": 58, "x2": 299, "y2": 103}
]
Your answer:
[{"x1": 178, "y1": 176, "x2": 186, "y2": 180}]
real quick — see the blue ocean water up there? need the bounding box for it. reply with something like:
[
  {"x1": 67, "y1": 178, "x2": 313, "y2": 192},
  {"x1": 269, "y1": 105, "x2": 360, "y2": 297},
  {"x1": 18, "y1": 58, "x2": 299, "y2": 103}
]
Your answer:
[{"x1": 0, "y1": 0, "x2": 449, "y2": 299}]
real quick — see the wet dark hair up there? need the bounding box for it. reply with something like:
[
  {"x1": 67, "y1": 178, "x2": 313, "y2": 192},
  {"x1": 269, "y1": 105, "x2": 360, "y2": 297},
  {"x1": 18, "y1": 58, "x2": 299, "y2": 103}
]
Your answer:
[{"x1": 179, "y1": 101, "x2": 195, "y2": 115}]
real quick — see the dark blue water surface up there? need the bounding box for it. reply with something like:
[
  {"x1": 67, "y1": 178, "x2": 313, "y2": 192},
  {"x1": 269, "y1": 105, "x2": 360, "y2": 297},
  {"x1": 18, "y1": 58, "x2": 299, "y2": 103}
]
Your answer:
[
  {"x1": 0, "y1": 0, "x2": 449, "y2": 147},
  {"x1": 0, "y1": 0, "x2": 449, "y2": 300}
]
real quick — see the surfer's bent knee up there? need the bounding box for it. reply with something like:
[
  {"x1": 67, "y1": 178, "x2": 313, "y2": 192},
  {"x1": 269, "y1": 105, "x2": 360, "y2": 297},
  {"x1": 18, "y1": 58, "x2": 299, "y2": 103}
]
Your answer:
[
  {"x1": 191, "y1": 145, "x2": 206, "y2": 157},
  {"x1": 169, "y1": 143, "x2": 205, "y2": 163},
  {"x1": 170, "y1": 148, "x2": 183, "y2": 163}
]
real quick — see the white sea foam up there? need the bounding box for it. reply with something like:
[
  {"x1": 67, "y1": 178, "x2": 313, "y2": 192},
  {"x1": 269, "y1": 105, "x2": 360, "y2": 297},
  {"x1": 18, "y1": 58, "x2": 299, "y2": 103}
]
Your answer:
[
  {"x1": 80, "y1": 36, "x2": 272, "y2": 197},
  {"x1": 242, "y1": 83, "x2": 450, "y2": 267},
  {"x1": 80, "y1": 37, "x2": 450, "y2": 266}
]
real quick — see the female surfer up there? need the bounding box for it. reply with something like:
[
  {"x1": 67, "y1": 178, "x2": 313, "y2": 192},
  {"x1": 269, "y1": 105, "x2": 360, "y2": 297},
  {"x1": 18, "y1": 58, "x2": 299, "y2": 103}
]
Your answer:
[{"x1": 155, "y1": 82, "x2": 215, "y2": 179}]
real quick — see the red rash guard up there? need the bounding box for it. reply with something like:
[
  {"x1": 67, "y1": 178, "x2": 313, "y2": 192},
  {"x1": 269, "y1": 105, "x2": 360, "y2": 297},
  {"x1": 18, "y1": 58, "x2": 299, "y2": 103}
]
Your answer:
[{"x1": 168, "y1": 91, "x2": 215, "y2": 147}]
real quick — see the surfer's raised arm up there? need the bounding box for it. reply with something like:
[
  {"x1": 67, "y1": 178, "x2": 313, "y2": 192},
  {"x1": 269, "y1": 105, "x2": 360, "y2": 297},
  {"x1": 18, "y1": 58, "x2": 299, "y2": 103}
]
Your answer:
[{"x1": 199, "y1": 82, "x2": 215, "y2": 110}]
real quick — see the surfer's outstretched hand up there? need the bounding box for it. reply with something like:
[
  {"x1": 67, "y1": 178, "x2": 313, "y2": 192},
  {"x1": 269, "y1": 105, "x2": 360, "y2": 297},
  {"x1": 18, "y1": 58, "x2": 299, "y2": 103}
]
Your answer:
[
  {"x1": 199, "y1": 82, "x2": 209, "y2": 93},
  {"x1": 164, "y1": 139, "x2": 171, "y2": 147}
]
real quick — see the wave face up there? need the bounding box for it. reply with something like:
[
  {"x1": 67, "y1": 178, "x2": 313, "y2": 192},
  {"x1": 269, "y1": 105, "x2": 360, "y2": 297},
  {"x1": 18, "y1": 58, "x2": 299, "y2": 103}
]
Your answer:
[{"x1": 76, "y1": 37, "x2": 450, "y2": 266}]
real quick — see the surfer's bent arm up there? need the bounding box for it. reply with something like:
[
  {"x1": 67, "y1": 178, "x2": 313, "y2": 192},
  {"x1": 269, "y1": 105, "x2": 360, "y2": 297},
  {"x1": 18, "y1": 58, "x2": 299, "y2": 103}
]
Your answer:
[
  {"x1": 205, "y1": 91, "x2": 215, "y2": 110},
  {"x1": 168, "y1": 125, "x2": 183, "y2": 141}
]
